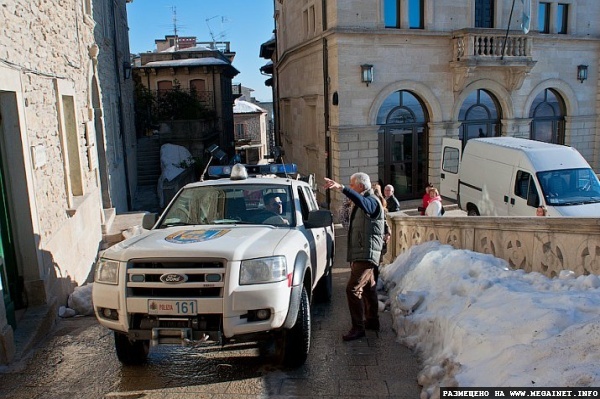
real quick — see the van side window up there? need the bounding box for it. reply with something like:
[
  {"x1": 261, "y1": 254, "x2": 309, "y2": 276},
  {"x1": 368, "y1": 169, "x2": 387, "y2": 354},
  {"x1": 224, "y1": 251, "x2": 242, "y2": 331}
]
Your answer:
[
  {"x1": 442, "y1": 147, "x2": 460, "y2": 174},
  {"x1": 515, "y1": 171, "x2": 541, "y2": 207}
]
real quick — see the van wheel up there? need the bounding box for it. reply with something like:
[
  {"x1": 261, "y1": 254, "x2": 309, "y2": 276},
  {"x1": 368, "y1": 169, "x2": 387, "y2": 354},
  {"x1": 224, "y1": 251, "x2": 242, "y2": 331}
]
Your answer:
[
  {"x1": 114, "y1": 332, "x2": 149, "y2": 365},
  {"x1": 274, "y1": 286, "x2": 311, "y2": 368},
  {"x1": 467, "y1": 207, "x2": 480, "y2": 216}
]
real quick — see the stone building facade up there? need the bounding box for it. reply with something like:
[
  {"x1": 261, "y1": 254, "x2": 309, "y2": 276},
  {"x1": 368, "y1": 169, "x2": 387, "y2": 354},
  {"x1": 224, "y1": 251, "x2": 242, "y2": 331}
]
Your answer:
[
  {"x1": 134, "y1": 37, "x2": 239, "y2": 157},
  {"x1": 233, "y1": 99, "x2": 269, "y2": 163},
  {"x1": 0, "y1": 0, "x2": 135, "y2": 363},
  {"x1": 268, "y1": 0, "x2": 600, "y2": 212}
]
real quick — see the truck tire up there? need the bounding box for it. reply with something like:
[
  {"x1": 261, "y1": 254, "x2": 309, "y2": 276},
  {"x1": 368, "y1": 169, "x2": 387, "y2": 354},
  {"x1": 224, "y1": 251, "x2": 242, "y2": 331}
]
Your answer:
[
  {"x1": 114, "y1": 332, "x2": 149, "y2": 365},
  {"x1": 277, "y1": 286, "x2": 311, "y2": 367},
  {"x1": 467, "y1": 206, "x2": 480, "y2": 216},
  {"x1": 314, "y1": 257, "x2": 333, "y2": 303}
]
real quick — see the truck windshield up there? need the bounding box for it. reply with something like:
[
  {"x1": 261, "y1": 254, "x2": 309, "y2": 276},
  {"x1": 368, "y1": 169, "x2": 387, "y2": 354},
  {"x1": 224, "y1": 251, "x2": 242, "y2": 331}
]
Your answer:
[
  {"x1": 157, "y1": 184, "x2": 295, "y2": 228},
  {"x1": 537, "y1": 168, "x2": 600, "y2": 206}
]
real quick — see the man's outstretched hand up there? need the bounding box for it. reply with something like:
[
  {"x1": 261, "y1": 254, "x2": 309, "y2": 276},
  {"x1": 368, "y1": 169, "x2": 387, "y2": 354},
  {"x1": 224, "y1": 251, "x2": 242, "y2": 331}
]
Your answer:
[{"x1": 324, "y1": 177, "x2": 343, "y2": 191}]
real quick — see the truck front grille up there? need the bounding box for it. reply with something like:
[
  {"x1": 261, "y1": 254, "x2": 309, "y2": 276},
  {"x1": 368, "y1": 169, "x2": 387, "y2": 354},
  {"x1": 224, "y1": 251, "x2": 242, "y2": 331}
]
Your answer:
[{"x1": 126, "y1": 258, "x2": 226, "y2": 298}]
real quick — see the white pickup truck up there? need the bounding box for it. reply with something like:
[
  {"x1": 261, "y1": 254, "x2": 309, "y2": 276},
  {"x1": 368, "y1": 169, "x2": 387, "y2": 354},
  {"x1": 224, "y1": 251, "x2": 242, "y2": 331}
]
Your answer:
[{"x1": 93, "y1": 163, "x2": 335, "y2": 367}]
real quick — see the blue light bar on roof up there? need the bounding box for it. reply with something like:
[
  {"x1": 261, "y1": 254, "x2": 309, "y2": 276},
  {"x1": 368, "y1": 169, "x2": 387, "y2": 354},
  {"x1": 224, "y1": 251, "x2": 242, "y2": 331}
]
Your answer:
[
  {"x1": 207, "y1": 164, "x2": 298, "y2": 179},
  {"x1": 207, "y1": 165, "x2": 232, "y2": 178}
]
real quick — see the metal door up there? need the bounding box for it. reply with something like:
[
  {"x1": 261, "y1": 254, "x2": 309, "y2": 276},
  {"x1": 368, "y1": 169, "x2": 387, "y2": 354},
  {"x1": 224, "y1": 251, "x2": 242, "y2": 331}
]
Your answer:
[{"x1": 380, "y1": 126, "x2": 427, "y2": 200}]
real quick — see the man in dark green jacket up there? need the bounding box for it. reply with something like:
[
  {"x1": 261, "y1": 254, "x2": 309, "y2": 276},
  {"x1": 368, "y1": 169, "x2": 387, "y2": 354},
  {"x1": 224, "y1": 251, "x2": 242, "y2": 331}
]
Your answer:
[{"x1": 324, "y1": 173, "x2": 385, "y2": 341}]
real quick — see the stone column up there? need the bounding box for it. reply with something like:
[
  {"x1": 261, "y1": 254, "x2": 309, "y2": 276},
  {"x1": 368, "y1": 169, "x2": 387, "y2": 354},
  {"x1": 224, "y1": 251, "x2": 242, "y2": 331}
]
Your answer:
[
  {"x1": 508, "y1": 118, "x2": 531, "y2": 139},
  {"x1": 427, "y1": 121, "x2": 455, "y2": 187}
]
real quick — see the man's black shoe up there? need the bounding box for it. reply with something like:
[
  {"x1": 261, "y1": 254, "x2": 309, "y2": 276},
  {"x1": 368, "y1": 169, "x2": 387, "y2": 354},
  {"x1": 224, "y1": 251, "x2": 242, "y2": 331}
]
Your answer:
[
  {"x1": 342, "y1": 329, "x2": 365, "y2": 341},
  {"x1": 365, "y1": 319, "x2": 380, "y2": 331}
]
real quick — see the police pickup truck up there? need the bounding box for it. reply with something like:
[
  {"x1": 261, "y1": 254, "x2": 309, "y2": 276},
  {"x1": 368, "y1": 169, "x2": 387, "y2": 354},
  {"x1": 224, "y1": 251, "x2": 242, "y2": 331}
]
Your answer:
[{"x1": 93, "y1": 163, "x2": 335, "y2": 367}]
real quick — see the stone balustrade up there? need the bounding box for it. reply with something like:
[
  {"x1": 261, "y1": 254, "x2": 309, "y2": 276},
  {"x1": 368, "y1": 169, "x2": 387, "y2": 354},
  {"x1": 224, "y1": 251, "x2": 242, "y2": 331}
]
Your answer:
[
  {"x1": 452, "y1": 29, "x2": 532, "y2": 60},
  {"x1": 386, "y1": 214, "x2": 600, "y2": 278}
]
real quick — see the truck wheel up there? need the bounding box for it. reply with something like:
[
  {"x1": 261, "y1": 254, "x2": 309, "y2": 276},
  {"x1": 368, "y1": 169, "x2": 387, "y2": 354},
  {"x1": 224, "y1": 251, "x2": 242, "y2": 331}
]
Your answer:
[
  {"x1": 467, "y1": 207, "x2": 480, "y2": 216},
  {"x1": 314, "y1": 257, "x2": 333, "y2": 303},
  {"x1": 277, "y1": 286, "x2": 311, "y2": 367},
  {"x1": 114, "y1": 332, "x2": 149, "y2": 365}
]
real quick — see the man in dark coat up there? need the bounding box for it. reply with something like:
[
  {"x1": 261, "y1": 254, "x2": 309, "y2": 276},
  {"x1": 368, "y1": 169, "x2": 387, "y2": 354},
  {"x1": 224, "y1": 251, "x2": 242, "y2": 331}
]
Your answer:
[
  {"x1": 324, "y1": 173, "x2": 385, "y2": 341},
  {"x1": 384, "y1": 184, "x2": 401, "y2": 212}
]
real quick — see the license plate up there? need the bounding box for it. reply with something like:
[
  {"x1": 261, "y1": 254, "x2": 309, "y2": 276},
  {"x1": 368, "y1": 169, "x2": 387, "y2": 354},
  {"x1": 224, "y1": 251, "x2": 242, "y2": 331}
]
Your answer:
[{"x1": 148, "y1": 299, "x2": 197, "y2": 315}]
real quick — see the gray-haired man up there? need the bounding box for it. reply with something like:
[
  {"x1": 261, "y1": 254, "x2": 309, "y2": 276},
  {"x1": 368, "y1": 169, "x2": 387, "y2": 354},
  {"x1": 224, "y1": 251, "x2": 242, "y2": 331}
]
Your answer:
[{"x1": 324, "y1": 173, "x2": 385, "y2": 341}]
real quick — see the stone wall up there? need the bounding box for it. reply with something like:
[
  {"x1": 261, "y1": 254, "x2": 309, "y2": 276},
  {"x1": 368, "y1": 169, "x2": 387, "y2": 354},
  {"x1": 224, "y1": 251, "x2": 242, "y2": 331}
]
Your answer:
[
  {"x1": 386, "y1": 214, "x2": 600, "y2": 278},
  {"x1": 274, "y1": 0, "x2": 600, "y2": 216},
  {"x1": 0, "y1": 0, "x2": 129, "y2": 364}
]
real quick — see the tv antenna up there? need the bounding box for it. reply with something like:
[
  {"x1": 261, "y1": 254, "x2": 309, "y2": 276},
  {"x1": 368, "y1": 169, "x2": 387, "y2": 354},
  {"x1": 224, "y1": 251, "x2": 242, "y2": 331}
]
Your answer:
[
  {"x1": 171, "y1": 6, "x2": 178, "y2": 38},
  {"x1": 205, "y1": 15, "x2": 229, "y2": 49}
]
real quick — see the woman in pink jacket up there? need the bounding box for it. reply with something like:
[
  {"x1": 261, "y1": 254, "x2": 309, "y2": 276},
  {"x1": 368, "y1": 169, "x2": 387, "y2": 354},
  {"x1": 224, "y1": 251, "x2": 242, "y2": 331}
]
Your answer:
[{"x1": 425, "y1": 187, "x2": 443, "y2": 216}]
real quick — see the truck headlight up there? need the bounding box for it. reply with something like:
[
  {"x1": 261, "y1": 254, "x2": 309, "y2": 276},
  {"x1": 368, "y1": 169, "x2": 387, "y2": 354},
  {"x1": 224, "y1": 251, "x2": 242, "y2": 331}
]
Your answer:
[
  {"x1": 240, "y1": 256, "x2": 287, "y2": 285},
  {"x1": 95, "y1": 258, "x2": 120, "y2": 285}
]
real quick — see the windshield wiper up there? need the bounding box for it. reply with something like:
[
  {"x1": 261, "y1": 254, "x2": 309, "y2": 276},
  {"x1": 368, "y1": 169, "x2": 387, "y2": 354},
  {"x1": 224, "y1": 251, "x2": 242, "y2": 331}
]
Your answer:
[
  {"x1": 158, "y1": 221, "x2": 197, "y2": 228},
  {"x1": 212, "y1": 219, "x2": 255, "y2": 225}
]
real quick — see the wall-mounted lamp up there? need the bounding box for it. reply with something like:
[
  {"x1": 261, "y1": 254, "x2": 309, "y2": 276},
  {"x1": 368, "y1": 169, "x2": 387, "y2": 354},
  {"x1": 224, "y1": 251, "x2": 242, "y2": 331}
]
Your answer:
[
  {"x1": 360, "y1": 64, "x2": 373, "y2": 86},
  {"x1": 577, "y1": 64, "x2": 588, "y2": 83},
  {"x1": 123, "y1": 61, "x2": 132, "y2": 80}
]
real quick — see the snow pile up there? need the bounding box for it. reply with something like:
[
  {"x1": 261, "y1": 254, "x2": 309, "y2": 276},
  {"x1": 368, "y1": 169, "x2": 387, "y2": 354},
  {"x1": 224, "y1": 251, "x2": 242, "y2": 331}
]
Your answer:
[
  {"x1": 60, "y1": 284, "x2": 93, "y2": 317},
  {"x1": 381, "y1": 241, "x2": 600, "y2": 398}
]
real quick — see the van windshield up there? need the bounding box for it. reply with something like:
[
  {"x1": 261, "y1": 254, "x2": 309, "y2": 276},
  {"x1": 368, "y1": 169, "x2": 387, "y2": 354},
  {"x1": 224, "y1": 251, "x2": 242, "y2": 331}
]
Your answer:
[{"x1": 537, "y1": 168, "x2": 600, "y2": 206}]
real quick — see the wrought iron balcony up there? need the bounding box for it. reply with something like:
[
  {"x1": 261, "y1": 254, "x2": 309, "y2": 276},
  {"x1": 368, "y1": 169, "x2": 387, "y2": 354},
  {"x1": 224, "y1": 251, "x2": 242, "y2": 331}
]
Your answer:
[{"x1": 450, "y1": 29, "x2": 536, "y2": 92}]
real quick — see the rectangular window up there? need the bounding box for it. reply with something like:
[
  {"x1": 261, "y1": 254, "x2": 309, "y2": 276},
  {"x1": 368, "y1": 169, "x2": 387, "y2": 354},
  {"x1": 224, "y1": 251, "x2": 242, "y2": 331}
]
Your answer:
[
  {"x1": 409, "y1": 0, "x2": 424, "y2": 29},
  {"x1": 538, "y1": 2, "x2": 550, "y2": 34},
  {"x1": 62, "y1": 95, "x2": 84, "y2": 197},
  {"x1": 235, "y1": 123, "x2": 247, "y2": 139},
  {"x1": 557, "y1": 4, "x2": 568, "y2": 34},
  {"x1": 303, "y1": 9, "x2": 308, "y2": 36},
  {"x1": 309, "y1": 6, "x2": 315, "y2": 34},
  {"x1": 474, "y1": 0, "x2": 494, "y2": 28},
  {"x1": 384, "y1": 0, "x2": 400, "y2": 28},
  {"x1": 157, "y1": 81, "x2": 173, "y2": 91}
]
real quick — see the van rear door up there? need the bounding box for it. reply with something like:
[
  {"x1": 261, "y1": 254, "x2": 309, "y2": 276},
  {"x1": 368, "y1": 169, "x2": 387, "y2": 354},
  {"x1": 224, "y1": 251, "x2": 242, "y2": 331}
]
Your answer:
[{"x1": 440, "y1": 138, "x2": 462, "y2": 201}]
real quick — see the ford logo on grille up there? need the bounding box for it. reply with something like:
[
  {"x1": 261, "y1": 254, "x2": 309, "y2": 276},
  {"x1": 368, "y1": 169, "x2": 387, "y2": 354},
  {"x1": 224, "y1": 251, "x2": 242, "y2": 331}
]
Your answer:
[{"x1": 160, "y1": 273, "x2": 188, "y2": 284}]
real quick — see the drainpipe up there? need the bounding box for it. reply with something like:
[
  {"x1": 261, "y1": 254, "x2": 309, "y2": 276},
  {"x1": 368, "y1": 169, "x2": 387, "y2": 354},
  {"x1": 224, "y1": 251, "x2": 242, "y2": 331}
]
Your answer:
[
  {"x1": 111, "y1": 0, "x2": 132, "y2": 210},
  {"x1": 272, "y1": 0, "x2": 281, "y2": 150},
  {"x1": 322, "y1": 0, "x2": 331, "y2": 208},
  {"x1": 211, "y1": 66, "x2": 220, "y2": 149}
]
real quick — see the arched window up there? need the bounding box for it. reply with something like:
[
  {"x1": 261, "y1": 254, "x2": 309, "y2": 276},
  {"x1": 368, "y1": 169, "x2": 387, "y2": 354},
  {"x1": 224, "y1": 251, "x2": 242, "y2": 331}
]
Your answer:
[
  {"x1": 529, "y1": 88, "x2": 565, "y2": 144},
  {"x1": 190, "y1": 79, "x2": 206, "y2": 92},
  {"x1": 157, "y1": 80, "x2": 173, "y2": 92},
  {"x1": 458, "y1": 89, "x2": 501, "y2": 148},
  {"x1": 377, "y1": 91, "x2": 428, "y2": 199}
]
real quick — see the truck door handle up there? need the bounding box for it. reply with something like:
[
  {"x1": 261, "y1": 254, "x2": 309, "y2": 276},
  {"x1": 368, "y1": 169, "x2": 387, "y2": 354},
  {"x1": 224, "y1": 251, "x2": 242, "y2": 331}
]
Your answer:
[
  {"x1": 441, "y1": 173, "x2": 445, "y2": 179},
  {"x1": 504, "y1": 195, "x2": 508, "y2": 203},
  {"x1": 510, "y1": 198, "x2": 515, "y2": 205}
]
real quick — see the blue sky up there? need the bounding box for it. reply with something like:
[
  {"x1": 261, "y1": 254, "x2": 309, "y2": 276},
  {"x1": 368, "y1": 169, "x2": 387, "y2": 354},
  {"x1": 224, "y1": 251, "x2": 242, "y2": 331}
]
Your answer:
[{"x1": 127, "y1": 0, "x2": 275, "y2": 102}]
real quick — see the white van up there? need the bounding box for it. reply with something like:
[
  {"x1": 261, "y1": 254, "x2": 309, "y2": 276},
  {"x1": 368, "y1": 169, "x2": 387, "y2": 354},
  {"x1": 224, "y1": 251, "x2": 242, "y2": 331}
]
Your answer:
[{"x1": 440, "y1": 137, "x2": 600, "y2": 216}]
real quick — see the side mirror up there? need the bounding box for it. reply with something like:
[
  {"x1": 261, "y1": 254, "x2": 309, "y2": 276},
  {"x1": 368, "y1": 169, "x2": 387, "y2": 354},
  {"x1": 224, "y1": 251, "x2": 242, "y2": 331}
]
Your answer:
[
  {"x1": 304, "y1": 210, "x2": 333, "y2": 229},
  {"x1": 142, "y1": 212, "x2": 157, "y2": 229}
]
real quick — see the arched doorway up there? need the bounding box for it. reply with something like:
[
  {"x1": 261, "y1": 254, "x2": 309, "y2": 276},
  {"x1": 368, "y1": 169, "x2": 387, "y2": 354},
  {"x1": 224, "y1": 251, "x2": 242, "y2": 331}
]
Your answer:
[
  {"x1": 529, "y1": 88, "x2": 565, "y2": 144},
  {"x1": 458, "y1": 89, "x2": 501, "y2": 149},
  {"x1": 377, "y1": 90, "x2": 428, "y2": 200}
]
